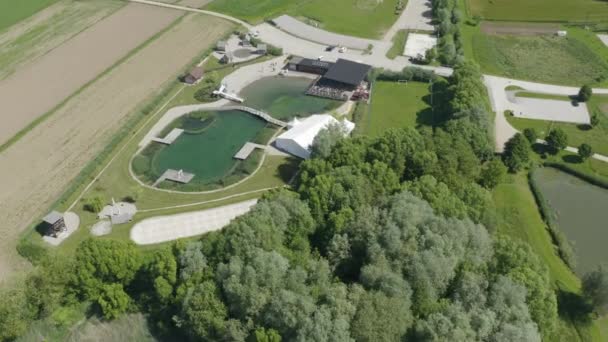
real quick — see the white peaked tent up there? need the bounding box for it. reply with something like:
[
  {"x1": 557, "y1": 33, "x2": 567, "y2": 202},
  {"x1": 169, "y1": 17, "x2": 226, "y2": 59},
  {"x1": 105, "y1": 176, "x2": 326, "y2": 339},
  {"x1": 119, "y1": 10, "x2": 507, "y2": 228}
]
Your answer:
[{"x1": 275, "y1": 114, "x2": 355, "y2": 159}]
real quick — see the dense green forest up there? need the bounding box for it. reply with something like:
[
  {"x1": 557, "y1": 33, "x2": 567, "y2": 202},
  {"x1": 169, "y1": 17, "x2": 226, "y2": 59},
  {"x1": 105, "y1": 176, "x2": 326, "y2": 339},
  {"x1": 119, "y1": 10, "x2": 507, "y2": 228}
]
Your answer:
[{"x1": 1, "y1": 62, "x2": 605, "y2": 341}]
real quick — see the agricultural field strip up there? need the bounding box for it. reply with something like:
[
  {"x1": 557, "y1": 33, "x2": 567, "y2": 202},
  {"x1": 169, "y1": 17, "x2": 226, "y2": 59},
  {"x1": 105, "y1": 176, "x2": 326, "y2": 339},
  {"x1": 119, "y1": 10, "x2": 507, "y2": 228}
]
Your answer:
[
  {"x1": 0, "y1": 13, "x2": 233, "y2": 281},
  {"x1": 0, "y1": 3, "x2": 181, "y2": 145},
  {"x1": 0, "y1": 0, "x2": 124, "y2": 80},
  {"x1": 128, "y1": 0, "x2": 251, "y2": 28}
]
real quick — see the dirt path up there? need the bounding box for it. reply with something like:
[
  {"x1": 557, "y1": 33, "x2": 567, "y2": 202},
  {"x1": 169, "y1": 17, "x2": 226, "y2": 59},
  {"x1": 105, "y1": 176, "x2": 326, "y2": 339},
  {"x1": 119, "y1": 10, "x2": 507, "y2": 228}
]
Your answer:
[
  {"x1": 0, "y1": 3, "x2": 181, "y2": 146},
  {"x1": 0, "y1": 13, "x2": 233, "y2": 282},
  {"x1": 0, "y1": 0, "x2": 124, "y2": 80}
]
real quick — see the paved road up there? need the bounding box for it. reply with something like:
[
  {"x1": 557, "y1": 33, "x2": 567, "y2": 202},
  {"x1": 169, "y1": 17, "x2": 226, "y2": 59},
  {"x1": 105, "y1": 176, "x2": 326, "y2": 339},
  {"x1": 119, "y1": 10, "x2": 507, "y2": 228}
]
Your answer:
[
  {"x1": 130, "y1": 199, "x2": 257, "y2": 244},
  {"x1": 506, "y1": 91, "x2": 590, "y2": 125},
  {"x1": 383, "y1": 0, "x2": 434, "y2": 41},
  {"x1": 485, "y1": 75, "x2": 608, "y2": 152}
]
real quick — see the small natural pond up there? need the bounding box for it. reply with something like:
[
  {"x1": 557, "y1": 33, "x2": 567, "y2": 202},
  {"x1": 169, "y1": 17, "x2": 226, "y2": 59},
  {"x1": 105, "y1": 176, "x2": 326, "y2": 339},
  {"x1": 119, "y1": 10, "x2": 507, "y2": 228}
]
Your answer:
[
  {"x1": 133, "y1": 110, "x2": 273, "y2": 191},
  {"x1": 534, "y1": 167, "x2": 608, "y2": 274},
  {"x1": 240, "y1": 76, "x2": 341, "y2": 120}
]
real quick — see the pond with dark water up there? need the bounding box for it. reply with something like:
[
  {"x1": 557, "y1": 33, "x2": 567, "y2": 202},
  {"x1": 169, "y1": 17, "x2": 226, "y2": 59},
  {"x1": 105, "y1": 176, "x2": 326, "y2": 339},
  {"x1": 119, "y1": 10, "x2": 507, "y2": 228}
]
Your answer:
[{"x1": 533, "y1": 167, "x2": 608, "y2": 274}]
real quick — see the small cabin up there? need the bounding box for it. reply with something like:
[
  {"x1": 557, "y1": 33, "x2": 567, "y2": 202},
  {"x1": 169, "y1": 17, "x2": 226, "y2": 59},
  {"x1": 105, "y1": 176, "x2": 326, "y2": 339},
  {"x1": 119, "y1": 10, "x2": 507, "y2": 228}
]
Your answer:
[
  {"x1": 257, "y1": 44, "x2": 268, "y2": 55},
  {"x1": 42, "y1": 211, "x2": 66, "y2": 237},
  {"x1": 216, "y1": 40, "x2": 226, "y2": 52},
  {"x1": 183, "y1": 66, "x2": 204, "y2": 84},
  {"x1": 220, "y1": 52, "x2": 233, "y2": 64}
]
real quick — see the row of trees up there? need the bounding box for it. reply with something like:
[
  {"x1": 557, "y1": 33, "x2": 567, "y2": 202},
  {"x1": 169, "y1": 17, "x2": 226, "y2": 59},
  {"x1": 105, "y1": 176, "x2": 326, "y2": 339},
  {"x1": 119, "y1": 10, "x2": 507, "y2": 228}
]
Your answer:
[{"x1": 432, "y1": 0, "x2": 464, "y2": 65}]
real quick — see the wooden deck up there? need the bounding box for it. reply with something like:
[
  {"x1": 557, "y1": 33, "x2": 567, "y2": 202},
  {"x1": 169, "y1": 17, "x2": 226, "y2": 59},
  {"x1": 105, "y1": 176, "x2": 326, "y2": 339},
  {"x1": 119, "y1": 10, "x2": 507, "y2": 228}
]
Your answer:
[{"x1": 234, "y1": 142, "x2": 266, "y2": 159}]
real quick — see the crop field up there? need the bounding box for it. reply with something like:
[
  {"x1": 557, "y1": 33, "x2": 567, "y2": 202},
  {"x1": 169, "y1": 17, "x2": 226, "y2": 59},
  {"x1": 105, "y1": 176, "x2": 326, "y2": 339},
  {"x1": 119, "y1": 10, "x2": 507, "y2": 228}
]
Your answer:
[
  {"x1": 206, "y1": 0, "x2": 401, "y2": 38},
  {"x1": 472, "y1": 34, "x2": 608, "y2": 86},
  {"x1": 0, "y1": 0, "x2": 59, "y2": 32},
  {"x1": 0, "y1": 0, "x2": 124, "y2": 80},
  {"x1": 466, "y1": 0, "x2": 608, "y2": 23},
  {"x1": 0, "y1": 3, "x2": 181, "y2": 146},
  {"x1": 0, "y1": 13, "x2": 234, "y2": 282}
]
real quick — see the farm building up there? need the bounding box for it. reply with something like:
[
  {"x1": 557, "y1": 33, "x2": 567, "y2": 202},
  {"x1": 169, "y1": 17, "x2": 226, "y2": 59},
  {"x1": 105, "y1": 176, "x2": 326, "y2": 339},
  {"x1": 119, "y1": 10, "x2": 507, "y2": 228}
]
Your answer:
[
  {"x1": 42, "y1": 211, "x2": 66, "y2": 237},
  {"x1": 275, "y1": 114, "x2": 354, "y2": 159},
  {"x1": 183, "y1": 66, "x2": 204, "y2": 84}
]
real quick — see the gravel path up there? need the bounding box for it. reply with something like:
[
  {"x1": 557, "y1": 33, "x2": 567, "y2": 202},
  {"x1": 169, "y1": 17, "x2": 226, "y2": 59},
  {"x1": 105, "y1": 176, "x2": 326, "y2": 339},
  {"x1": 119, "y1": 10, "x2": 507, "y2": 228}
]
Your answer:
[
  {"x1": 130, "y1": 199, "x2": 257, "y2": 244},
  {"x1": 383, "y1": 0, "x2": 434, "y2": 41}
]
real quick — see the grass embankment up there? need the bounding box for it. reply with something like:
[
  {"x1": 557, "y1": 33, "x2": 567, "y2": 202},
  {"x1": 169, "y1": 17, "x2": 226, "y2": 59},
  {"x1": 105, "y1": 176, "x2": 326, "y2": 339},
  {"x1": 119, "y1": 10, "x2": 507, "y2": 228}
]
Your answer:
[
  {"x1": 465, "y1": 0, "x2": 608, "y2": 22},
  {"x1": 515, "y1": 91, "x2": 572, "y2": 101},
  {"x1": 471, "y1": 33, "x2": 608, "y2": 86},
  {"x1": 206, "y1": 0, "x2": 401, "y2": 38},
  {"x1": 0, "y1": 0, "x2": 59, "y2": 32},
  {"x1": 386, "y1": 29, "x2": 408, "y2": 59},
  {"x1": 507, "y1": 94, "x2": 608, "y2": 156},
  {"x1": 360, "y1": 81, "x2": 439, "y2": 136},
  {"x1": 492, "y1": 173, "x2": 603, "y2": 342}
]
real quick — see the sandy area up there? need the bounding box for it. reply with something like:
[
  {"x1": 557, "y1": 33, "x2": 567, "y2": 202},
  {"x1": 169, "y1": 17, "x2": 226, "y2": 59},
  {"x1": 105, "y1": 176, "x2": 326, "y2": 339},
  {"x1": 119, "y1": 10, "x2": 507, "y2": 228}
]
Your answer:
[
  {"x1": 0, "y1": 13, "x2": 233, "y2": 282},
  {"x1": 0, "y1": 0, "x2": 124, "y2": 80},
  {"x1": 0, "y1": 3, "x2": 181, "y2": 146}
]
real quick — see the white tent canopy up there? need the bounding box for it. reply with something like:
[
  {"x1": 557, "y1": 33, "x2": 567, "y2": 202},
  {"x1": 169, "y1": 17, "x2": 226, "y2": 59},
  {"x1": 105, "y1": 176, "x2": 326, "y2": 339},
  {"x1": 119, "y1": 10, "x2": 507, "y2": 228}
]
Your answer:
[{"x1": 275, "y1": 114, "x2": 354, "y2": 159}]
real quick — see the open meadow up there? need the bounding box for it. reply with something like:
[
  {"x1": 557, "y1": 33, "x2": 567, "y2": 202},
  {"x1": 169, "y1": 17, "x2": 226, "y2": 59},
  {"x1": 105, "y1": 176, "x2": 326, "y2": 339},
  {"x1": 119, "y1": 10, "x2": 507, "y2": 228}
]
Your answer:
[
  {"x1": 471, "y1": 33, "x2": 608, "y2": 86},
  {"x1": 206, "y1": 0, "x2": 401, "y2": 38},
  {"x1": 0, "y1": 13, "x2": 234, "y2": 282},
  {"x1": 0, "y1": 0, "x2": 124, "y2": 80},
  {"x1": 466, "y1": 0, "x2": 608, "y2": 23},
  {"x1": 0, "y1": 2, "x2": 182, "y2": 147}
]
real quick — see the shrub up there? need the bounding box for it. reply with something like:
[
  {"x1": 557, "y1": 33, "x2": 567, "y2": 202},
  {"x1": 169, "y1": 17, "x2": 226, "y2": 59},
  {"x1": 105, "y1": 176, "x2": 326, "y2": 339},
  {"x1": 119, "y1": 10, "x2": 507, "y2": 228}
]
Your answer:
[
  {"x1": 523, "y1": 128, "x2": 538, "y2": 144},
  {"x1": 578, "y1": 143, "x2": 593, "y2": 161},
  {"x1": 545, "y1": 128, "x2": 568, "y2": 153},
  {"x1": 84, "y1": 196, "x2": 104, "y2": 213},
  {"x1": 267, "y1": 44, "x2": 283, "y2": 56},
  {"x1": 578, "y1": 84, "x2": 593, "y2": 102}
]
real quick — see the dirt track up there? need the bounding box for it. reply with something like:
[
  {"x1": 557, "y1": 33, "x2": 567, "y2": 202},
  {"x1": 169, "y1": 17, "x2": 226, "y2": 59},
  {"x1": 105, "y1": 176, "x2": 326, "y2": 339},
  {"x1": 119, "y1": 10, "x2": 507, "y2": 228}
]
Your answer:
[
  {"x1": 0, "y1": 13, "x2": 233, "y2": 282},
  {"x1": 0, "y1": 2, "x2": 181, "y2": 146}
]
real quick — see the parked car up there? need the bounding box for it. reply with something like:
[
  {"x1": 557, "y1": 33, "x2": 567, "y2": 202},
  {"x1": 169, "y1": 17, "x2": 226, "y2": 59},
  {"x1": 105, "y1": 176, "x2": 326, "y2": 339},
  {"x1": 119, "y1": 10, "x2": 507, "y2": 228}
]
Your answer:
[{"x1": 325, "y1": 45, "x2": 336, "y2": 52}]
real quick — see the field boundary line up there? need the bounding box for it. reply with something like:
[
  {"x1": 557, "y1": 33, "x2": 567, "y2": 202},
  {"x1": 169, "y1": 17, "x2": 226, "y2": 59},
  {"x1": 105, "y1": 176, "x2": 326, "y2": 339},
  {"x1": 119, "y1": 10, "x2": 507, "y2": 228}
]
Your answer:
[
  {"x1": 0, "y1": 11, "x2": 186, "y2": 155},
  {"x1": 67, "y1": 85, "x2": 187, "y2": 211}
]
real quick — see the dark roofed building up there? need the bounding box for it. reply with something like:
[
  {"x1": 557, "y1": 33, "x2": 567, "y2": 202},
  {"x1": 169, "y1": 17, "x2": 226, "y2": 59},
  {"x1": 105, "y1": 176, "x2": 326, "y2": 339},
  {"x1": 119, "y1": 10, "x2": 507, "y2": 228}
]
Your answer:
[
  {"x1": 183, "y1": 66, "x2": 204, "y2": 84},
  {"x1": 287, "y1": 56, "x2": 334, "y2": 75},
  {"x1": 322, "y1": 59, "x2": 371, "y2": 86},
  {"x1": 42, "y1": 211, "x2": 66, "y2": 237}
]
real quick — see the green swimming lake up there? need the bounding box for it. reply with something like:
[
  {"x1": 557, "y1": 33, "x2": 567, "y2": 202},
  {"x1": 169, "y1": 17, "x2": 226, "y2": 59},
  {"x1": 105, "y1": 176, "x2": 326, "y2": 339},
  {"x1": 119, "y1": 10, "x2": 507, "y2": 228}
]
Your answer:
[
  {"x1": 240, "y1": 76, "x2": 341, "y2": 120},
  {"x1": 133, "y1": 110, "x2": 267, "y2": 191},
  {"x1": 534, "y1": 167, "x2": 608, "y2": 274}
]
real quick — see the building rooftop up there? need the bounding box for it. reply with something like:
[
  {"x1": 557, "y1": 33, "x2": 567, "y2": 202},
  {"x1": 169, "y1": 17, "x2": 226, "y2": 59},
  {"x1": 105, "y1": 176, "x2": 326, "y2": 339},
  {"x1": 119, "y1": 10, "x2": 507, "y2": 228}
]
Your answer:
[
  {"x1": 188, "y1": 66, "x2": 204, "y2": 79},
  {"x1": 43, "y1": 211, "x2": 63, "y2": 224},
  {"x1": 322, "y1": 59, "x2": 371, "y2": 86},
  {"x1": 290, "y1": 56, "x2": 334, "y2": 69}
]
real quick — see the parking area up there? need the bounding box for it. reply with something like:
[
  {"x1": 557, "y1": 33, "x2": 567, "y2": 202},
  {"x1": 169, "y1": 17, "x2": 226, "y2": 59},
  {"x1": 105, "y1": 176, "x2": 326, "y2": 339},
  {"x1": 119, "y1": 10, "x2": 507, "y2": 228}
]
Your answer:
[
  {"x1": 130, "y1": 199, "x2": 257, "y2": 245},
  {"x1": 508, "y1": 94, "x2": 590, "y2": 124}
]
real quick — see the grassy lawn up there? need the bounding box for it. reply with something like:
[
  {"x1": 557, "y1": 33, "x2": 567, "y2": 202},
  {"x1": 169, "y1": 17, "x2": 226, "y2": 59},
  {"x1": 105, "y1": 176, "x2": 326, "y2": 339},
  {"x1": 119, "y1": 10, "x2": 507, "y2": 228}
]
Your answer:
[
  {"x1": 506, "y1": 94, "x2": 608, "y2": 155},
  {"x1": 466, "y1": 0, "x2": 608, "y2": 22},
  {"x1": 515, "y1": 91, "x2": 573, "y2": 101},
  {"x1": 206, "y1": 0, "x2": 401, "y2": 38},
  {"x1": 386, "y1": 29, "x2": 408, "y2": 59},
  {"x1": 492, "y1": 172, "x2": 605, "y2": 342},
  {"x1": 0, "y1": 0, "x2": 59, "y2": 32},
  {"x1": 362, "y1": 81, "x2": 435, "y2": 136},
  {"x1": 471, "y1": 33, "x2": 608, "y2": 86}
]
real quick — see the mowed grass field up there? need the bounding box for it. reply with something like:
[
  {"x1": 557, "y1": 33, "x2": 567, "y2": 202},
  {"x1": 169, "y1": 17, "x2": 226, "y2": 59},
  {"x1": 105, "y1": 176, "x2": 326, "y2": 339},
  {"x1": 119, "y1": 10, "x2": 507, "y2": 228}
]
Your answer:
[
  {"x1": 0, "y1": 0, "x2": 59, "y2": 32},
  {"x1": 472, "y1": 33, "x2": 608, "y2": 85},
  {"x1": 362, "y1": 81, "x2": 433, "y2": 136},
  {"x1": 206, "y1": 0, "x2": 400, "y2": 38},
  {"x1": 466, "y1": 0, "x2": 608, "y2": 22}
]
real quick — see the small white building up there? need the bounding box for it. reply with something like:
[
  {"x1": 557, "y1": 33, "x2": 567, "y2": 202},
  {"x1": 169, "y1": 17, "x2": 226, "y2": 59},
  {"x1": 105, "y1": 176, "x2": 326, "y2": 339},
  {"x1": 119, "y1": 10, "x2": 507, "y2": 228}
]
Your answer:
[
  {"x1": 404, "y1": 33, "x2": 437, "y2": 59},
  {"x1": 275, "y1": 114, "x2": 354, "y2": 159}
]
